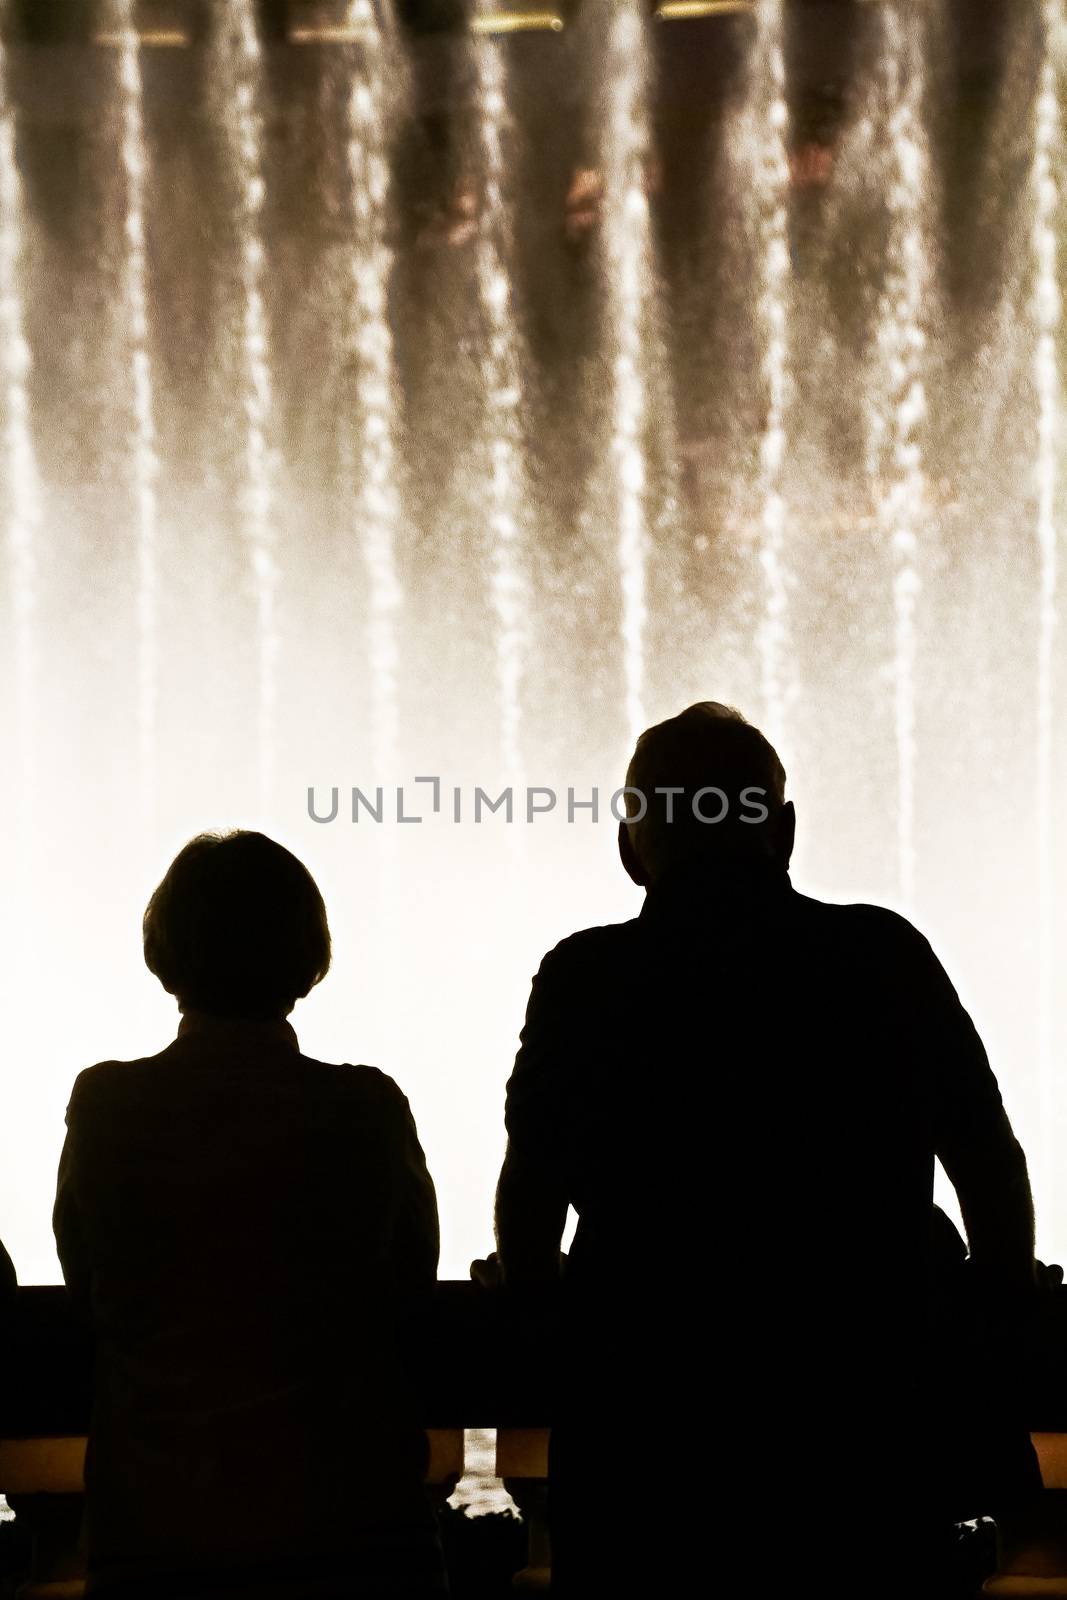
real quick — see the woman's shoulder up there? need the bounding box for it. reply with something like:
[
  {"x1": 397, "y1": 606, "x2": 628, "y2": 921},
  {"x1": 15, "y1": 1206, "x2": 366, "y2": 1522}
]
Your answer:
[
  {"x1": 67, "y1": 1050, "x2": 417, "y2": 1137},
  {"x1": 65, "y1": 1052, "x2": 162, "y2": 1104},
  {"x1": 298, "y1": 1056, "x2": 415, "y2": 1113}
]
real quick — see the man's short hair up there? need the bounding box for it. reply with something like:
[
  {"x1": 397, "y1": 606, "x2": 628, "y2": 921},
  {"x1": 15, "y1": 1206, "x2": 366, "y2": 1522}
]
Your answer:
[
  {"x1": 143, "y1": 831, "x2": 332, "y2": 1020},
  {"x1": 624, "y1": 702, "x2": 787, "y2": 878}
]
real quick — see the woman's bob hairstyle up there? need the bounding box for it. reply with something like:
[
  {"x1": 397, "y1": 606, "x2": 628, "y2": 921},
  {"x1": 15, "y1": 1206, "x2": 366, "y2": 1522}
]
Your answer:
[{"x1": 143, "y1": 831, "x2": 331, "y2": 1020}]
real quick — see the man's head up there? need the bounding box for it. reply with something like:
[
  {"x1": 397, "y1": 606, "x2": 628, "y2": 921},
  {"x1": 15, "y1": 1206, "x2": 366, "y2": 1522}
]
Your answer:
[
  {"x1": 143, "y1": 830, "x2": 332, "y2": 1020},
  {"x1": 619, "y1": 702, "x2": 794, "y2": 887}
]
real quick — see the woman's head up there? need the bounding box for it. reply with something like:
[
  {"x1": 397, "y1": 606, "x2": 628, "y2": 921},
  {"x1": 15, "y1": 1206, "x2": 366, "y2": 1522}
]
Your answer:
[{"x1": 143, "y1": 831, "x2": 331, "y2": 1020}]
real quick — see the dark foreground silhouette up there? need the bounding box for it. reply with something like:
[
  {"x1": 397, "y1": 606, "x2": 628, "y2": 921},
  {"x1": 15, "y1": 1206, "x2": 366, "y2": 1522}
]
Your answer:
[
  {"x1": 490, "y1": 702, "x2": 1041, "y2": 1598},
  {"x1": 52, "y1": 831, "x2": 447, "y2": 1599},
  {"x1": 0, "y1": 1241, "x2": 13, "y2": 1310}
]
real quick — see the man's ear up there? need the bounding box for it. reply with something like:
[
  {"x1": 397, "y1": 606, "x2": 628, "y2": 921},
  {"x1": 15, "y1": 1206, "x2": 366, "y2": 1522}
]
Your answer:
[
  {"x1": 618, "y1": 820, "x2": 649, "y2": 887},
  {"x1": 776, "y1": 801, "x2": 796, "y2": 869}
]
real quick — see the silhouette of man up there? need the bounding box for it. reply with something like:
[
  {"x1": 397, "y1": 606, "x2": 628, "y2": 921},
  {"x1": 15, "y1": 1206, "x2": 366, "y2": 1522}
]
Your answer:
[
  {"x1": 54, "y1": 831, "x2": 445, "y2": 1599},
  {"x1": 490, "y1": 702, "x2": 1038, "y2": 1596}
]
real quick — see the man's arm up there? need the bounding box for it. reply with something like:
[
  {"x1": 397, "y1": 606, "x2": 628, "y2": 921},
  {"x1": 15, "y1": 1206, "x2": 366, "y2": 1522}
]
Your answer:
[
  {"x1": 919, "y1": 935, "x2": 1036, "y2": 1292},
  {"x1": 495, "y1": 946, "x2": 573, "y2": 1293},
  {"x1": 53, "y1": 1079, "x2": 92, "y2": 1311},
  {"x1": 495, "y1": 1143, "x2": 569, "y2": 1293},
  {"x1": 938, "y1": 1102, "x2": 1035, "y2": 1292}
]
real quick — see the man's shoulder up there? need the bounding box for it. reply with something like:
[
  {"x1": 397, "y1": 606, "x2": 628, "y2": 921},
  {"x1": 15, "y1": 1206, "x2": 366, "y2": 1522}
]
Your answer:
[
  {"x1": 787, "y1": 889, "x2": 931, "y2": 953},
  {"x1": 536, "y1": 918, "x2": 641, "y2": 975}
]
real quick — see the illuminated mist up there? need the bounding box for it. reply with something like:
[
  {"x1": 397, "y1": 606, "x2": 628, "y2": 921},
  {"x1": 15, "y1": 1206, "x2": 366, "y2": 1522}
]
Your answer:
[
  {"x1": 730, "y1": 0, "x2": 795, "y2": 751},
  {"x1": 0, "y1": 9, "x2": 40, "y2": 853},
  {"x1": 0, "y1": 2, "x2": 1066, "y2": 1302}
]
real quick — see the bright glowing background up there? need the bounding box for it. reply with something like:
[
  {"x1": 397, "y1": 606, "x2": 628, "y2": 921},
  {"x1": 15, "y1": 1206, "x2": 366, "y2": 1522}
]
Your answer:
[{"x1": 1, "y1": 0, "x2": 1067, "y2": 1282}]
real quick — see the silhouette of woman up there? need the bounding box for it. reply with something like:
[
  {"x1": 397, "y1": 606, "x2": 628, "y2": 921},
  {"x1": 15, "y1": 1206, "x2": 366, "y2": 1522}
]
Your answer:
[{"x1": 54, "y1": 831, "x2": 446, "y2": 1599}]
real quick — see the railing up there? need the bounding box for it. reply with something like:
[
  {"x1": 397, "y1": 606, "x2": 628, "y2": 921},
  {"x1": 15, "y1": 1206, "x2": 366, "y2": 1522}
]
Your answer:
[
  {"x1": 0, "y1": 1285, "x2": 554, "y2": 1598},
  {"x1": 13, "y1": 1286, "x2": 1067, "y2": 1598}
]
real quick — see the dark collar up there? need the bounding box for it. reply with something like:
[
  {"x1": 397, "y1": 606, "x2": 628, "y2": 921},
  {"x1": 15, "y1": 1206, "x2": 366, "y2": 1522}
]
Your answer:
[
  {"x1": 176, "y1": 1012, "x2": 300, "y2": 1052},
  {"x1": 639, "y1": 859, "x2": 792, "y2": 924}
]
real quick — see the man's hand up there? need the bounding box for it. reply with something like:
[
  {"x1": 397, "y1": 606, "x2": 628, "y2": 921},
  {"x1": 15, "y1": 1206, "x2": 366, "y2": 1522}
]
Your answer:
[
  {"x1": 1037, "y1": 1259, "x2": 1065, "y2": 1291},
  {"x1": 470, "y1": 1249, "x2": 567, "y2": 1291},
  {"x1": 470, "y1": 1253, "x2": 504, "y2": 1291}
]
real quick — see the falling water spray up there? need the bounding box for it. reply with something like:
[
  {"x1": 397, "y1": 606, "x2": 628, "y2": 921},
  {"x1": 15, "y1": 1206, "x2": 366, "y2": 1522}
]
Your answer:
[
  {"x1": 211, "y1": 1, "x2": 278, "y2": 808},
  {"x1": 342, "y1": 0, "x2": 405, "y2": 780},
  {"x1": 734, "y1": 0, "x2": 794, "y2": 749},
  {"x1": 471, "y1": 2, "x2": 529, "y2": 782},
  {"x1": 0, "y1": 7, "x2": 41, "y2": 846},
  {"x1": 111, "y1": 0, "x2": 160, "y2": 827},
  {"x1": 1033, "y1": 0, "x2": 1063, "y2": 1208},
  {"x1": 865, "y1": 3, "x2": 934, "y2": 910},
  {"x1": 596, "y1": 0, "x2": 656, "y2": 753}
]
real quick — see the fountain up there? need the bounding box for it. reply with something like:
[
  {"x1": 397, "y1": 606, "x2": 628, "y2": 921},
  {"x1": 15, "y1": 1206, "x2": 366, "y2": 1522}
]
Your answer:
[
  {"x1": 590, "y1": 0, "x2": 662, "y2": 754},
  {"x1": 340, "y1": 0, "x2": 406, "y2": 781},
  {"x1": 1032, "y1": 0, "x2": 1064, "y2": 1227},
  {"x1": 0, "y1": 0, "x2": 1065, "y2": 1296},
  {"x1": 110, "y1": 0, "x2": 161, "y2": 830},
  {"x1": 730, "y1": 0, "x2": 795, "y2": 752},
  {"x1": 844, "y1": 0, "x2": 936, "y2": 912},
  {"x1": 209, "y1": 0, "x2": 278, "y2": 809},
  {"x1": 469, "y1": 0, "x2": 531, "y2": 784},
  {"x1": 0, "y1": 0, "x2": 40, "y2": 850}
]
